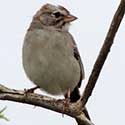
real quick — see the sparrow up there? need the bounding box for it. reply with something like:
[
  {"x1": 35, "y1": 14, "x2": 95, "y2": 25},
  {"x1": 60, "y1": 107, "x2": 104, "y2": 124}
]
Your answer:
[
  {"x1": 23, "y1": 3, "x2": 90, "y2": 120},
  {"x1": 23, "y1": 3, "x2": 84, "y2": 103}
]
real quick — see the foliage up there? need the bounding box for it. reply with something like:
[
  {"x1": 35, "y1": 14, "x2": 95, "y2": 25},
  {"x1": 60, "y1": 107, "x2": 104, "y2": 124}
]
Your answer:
[{"x1": 0, "y1": 107, "x2": 9, "y2": 121}]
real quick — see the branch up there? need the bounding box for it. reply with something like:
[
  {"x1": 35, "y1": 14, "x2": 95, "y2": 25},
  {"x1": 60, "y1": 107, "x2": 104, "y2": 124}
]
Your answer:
[
  {"x1": 0, "y1": 84, "x2": 93, "y2": 125},
  {"x1": 81, "y1": 0, "x2": 125, "y2": 107}
]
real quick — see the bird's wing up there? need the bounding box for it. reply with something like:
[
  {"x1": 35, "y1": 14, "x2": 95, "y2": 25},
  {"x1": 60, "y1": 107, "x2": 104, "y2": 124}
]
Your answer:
[
  {"x1": 73, "y1": 43, "x2": 85, "y2": 87},
  {"x1": 69, "y1": 33, "x2": 84, "y2": 87},
  {"x1": 69, "y1": 36, "x2": 85, "y2": 102}
]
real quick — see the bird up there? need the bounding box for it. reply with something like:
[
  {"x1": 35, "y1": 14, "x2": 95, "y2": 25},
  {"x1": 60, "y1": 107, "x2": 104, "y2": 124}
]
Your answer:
[
  {"x1": 22, "y1": 4, "x2": 90, "y2": 119},
  {"x1": 23, "y1": 3, "x2": 84, "y2": 102}
]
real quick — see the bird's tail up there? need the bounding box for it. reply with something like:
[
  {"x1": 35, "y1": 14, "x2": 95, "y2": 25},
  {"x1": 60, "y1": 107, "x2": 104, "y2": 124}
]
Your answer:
[{"x1": 70, "y1": 87, "x2": 91, "y2": 120}]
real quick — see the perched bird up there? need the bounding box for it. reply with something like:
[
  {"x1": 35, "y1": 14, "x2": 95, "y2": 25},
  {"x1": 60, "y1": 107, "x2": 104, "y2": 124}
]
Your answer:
[
  {"x1": 23, "y1": 3, "x2": 90, "y2": 120},
  {"x1": 23, "y1": 3, "x2": 84, "y2": 103}
]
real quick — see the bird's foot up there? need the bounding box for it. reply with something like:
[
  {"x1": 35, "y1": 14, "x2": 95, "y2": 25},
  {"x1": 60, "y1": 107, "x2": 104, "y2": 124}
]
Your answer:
[
  {"x1": 62, "y1": 97, "x2": 70, "y2": 112},
  {"x1": 57, "y1": 98, "x2": 70, "y2": 117},
  {"x1": 24, "y1": 86, "x2": 40, "y2": 94},
  {"x1": 59, "y1": 88, "x2": 71, "y2": 117}
]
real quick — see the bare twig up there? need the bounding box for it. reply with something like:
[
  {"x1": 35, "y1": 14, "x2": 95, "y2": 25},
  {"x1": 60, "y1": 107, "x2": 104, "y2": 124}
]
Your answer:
[
  {"x1": 81, "y1": 0, "x2": 125, "y2": 107},
  {"x1": 0, "y1": 84, "x2": 93, "y2": 125}
]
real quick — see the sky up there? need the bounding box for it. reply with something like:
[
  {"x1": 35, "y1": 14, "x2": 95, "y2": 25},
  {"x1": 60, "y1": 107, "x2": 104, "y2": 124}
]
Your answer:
[{"x1": 0, "y1": 0, "x2": 125, "y2": 125}]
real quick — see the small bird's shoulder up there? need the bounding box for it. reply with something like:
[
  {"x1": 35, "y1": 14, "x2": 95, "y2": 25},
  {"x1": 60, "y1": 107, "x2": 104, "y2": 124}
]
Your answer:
[{"x1": 66, "y1": 32, "x2": 85, "y2": 87}]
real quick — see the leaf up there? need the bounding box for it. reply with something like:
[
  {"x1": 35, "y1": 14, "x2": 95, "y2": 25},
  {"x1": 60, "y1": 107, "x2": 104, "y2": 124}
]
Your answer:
[{"x1": 0, "y1": 107, "x2": 9, "y2": 121}]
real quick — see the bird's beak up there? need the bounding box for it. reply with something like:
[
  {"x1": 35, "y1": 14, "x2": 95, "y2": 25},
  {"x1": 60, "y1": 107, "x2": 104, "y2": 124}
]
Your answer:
[{"x1": 64, "y1": 14, "x2": 77, "y2": 23}]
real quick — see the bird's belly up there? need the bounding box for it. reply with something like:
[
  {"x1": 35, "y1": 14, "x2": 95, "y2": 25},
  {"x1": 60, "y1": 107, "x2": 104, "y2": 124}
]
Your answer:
[{"x1": 23, "y1": 45, "x2": 80, "y2": 95}]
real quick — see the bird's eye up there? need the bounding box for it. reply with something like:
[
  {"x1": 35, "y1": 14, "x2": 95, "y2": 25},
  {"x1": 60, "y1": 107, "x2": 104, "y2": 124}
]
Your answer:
[{"x1": 52, "y1": 12, "x2": 61, "y2": 18}]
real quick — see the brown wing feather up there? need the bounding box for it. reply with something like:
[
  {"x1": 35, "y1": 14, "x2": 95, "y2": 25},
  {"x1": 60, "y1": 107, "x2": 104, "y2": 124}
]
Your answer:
[
  {"x1": 73, "y1": 42, "x2": 85, "y2": 87},
  {"x1": 67, "y1": 33, "x2": 85, "y2": 102}
]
